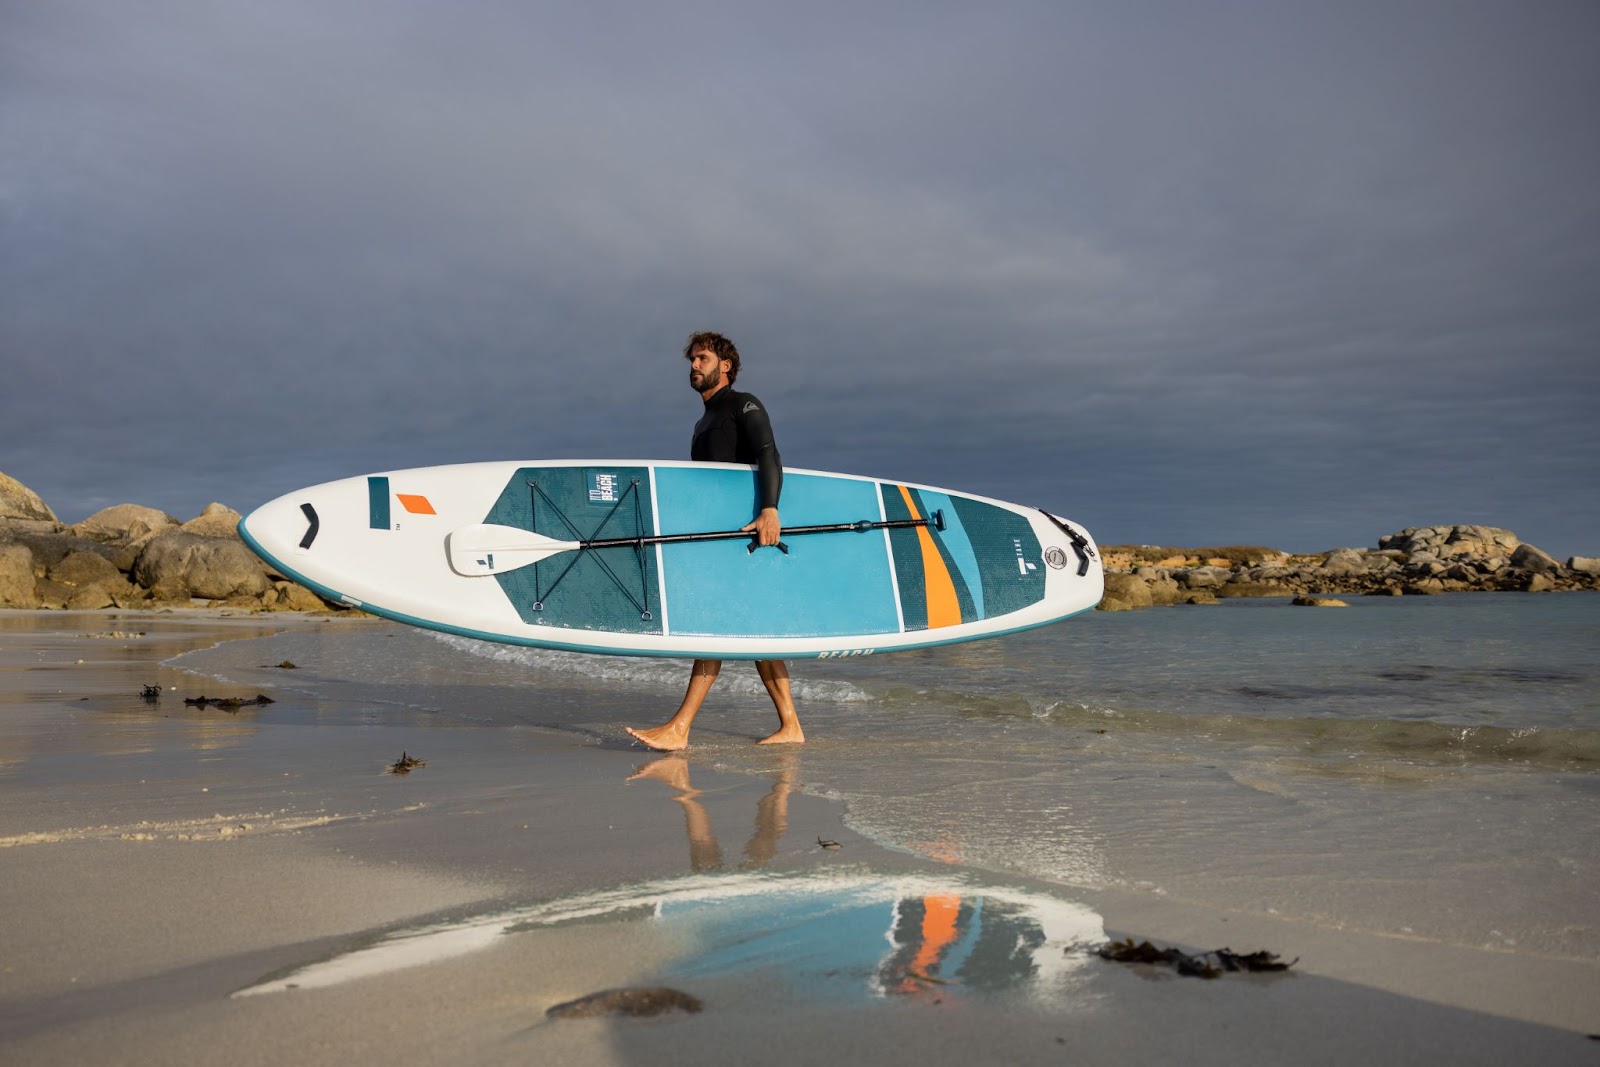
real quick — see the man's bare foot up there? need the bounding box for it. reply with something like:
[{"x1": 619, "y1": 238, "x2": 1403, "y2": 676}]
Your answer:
[
  {"x1": 626, "y1": 725, "x2": 690, "y2": 752},
  {"x1": 755, "y1": 725, "x2": 805, "y2": 745}
]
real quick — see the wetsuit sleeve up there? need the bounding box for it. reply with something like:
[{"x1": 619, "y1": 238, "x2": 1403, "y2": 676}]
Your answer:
[{"x1": 736, "y1": 396, "x2": 783, "y2": 511}]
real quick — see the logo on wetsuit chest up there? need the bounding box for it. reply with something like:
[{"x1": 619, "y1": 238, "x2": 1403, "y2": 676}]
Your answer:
[
  {"x1": 588, "y1": 472, "x2": 620, "y2": 504},
  {"x1": 741, "y1": 401, "x2": 760, "y2": 415}
]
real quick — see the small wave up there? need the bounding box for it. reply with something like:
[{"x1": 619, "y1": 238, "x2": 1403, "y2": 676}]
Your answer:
[
  {"x1": 432, "y1": 634, "x2": 873, "y2": 705},
  {"x1": 1037, "y1": 703, "x2": 1600, "y2": 768}
]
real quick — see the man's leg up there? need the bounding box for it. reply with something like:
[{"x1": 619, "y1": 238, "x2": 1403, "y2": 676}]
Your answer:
[
  {"x1": 754, "y1": 659, "x2": 805, "y2": 745},
  {"x1": 627, "y1": 659, "x2": 721, "y2": 751}
]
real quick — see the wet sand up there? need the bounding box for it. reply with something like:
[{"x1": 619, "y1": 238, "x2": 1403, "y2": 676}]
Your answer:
[{"x1": 1, "y1": 611, "x2": 1595, "y2": 1065}]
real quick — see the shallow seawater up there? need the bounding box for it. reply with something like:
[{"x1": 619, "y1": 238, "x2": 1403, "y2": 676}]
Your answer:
[
  {"x1": 233, "y1": 869, "x2": 1107, "y2": 1005},
  {"x1": 173, "y1": 593, "x2": 1600, "y2": 959}
]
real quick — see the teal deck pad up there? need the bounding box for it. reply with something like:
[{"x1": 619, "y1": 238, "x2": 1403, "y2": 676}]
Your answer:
[
  {"x1": 367, "y1": 477, "x2": 390, "y2": 530},
  {"x1": 481, "y1": 465, "x2": 662, "y2": 634}
]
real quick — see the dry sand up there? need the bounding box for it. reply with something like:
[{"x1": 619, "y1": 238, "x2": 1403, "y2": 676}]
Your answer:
[{"x1": 1, "y1": 611, "x2": 1595, "y2": 1065}]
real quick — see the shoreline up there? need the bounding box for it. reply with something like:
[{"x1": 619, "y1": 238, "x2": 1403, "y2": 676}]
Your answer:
[{"x1": 2, "y1": 612, "x2": 1597, "y2": 1064}]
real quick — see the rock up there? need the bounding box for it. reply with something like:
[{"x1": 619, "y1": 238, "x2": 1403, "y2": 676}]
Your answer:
[
  {"x1": 273, "y1": 582, "x2": 328, "y2": 612},
  {"x1": 1135, "y1": 568, "x2": 1185, "y2": 606},
  {"x1": 1509, "y1": 544, "x2": 1558, "y2": 573},
  {"x1": 1524, "y1": 572, "x2": 1557, "y2": 592},
  {"x1": 48, "y1": 551, "x2": 124, "y2": 588},
  {"x1": 71, "y1": 504, "x2": 180, "y2": 543},
  {"x1": 1319, "y1": 548, "x2": 1367, "y2": 575},
  {"x1": 0, "y1": 544, "x2": 37, "y2": 607},
  {"x1": 133, "y1": 531, "x2": 272, "y2": 600},
  {"x1": 1183, "y1": 591, "x2": 1219, "y2": 605},
  {"x1": 1216, "y1": 581, "x2": 1285, "y2": 598},
  {"x1": 147, "y1": 574, "x2": 192, "y2": 603},
  {"x1": 1293, "y1": 595, "x2": 1348, "y2": 607},
  {"x1": 1570, "y1": 556, "x2": 1600, "y2": 575},
  {"x1": 1380, "y1": 525, "x2": 1520, "y2": 559},
  {"x1": 34, "y1": 577, "x2": 73, "y2": 609},
  {"x1": 0, "y1": 525, "x2": 110, "y2": 576},
  {"x1": 1176, "y1": 566, "x2": 1228, "y2": 590},
  {"x1": 1099, "y1": 572, "x2": 1153, "y2": 611},
  {"x1": 0, "y1": 471, "x2": 58, "y2": 522},
  {"x1": 66, "y1": 582, "x2": 119, "y2": 611},
  {"x1": 180, "y1": 503, "x2": 244, "y2": 539}
]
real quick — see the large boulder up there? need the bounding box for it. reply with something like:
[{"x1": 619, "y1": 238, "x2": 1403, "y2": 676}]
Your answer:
[
  {"x1": 1098, "y1": 571, "x2": 1154, "y2": 611},
  {"x1": 1319, "y1": 548, "x2": 1367, "y2": 576},
  {"x1": 180, "y1": 503, "x2": 244, "y2": 539},
  {"x1": 1570, "y1": 556, "x2": 1600, "y2": 576},
  {"x1": 1509, "y1": 544, "x2": 1559, "y2": 574},
  {"x1": 48, "y1": 550, "x2": 124, "y2": 588},
  {"x1": 133, "y1": 530, "x2": 272, "y2": 600},
  {"x1": 0, "y1": 472, "x2": 57, "y2": 523},
  {"x1": 1176, "y1": 566, "x2": 1229, "y2": 589},
  {"x1": 0, "y1": 544, "x2": 37, "y2": 607},
  {"x1": 72, "y1": 504, "x2": 179, "y2": 543},
  {"x1": 1135, "y1": 567, "x2": 1185, "y2": 606}
]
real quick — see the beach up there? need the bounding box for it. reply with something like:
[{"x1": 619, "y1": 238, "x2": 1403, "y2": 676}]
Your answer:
[{"x1": 2, "y1": 605, "x2": 1597, "y2": 1065}]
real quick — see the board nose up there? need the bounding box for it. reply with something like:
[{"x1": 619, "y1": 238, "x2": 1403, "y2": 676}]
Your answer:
[{"x1": 239, "y1": 492, "x2": 318, "y2": 566}]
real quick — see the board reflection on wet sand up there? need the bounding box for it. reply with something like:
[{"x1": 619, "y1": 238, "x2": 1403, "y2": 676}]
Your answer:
[{"x1": 234, "y1": 759, "x2": 1105, "y2": 1005}]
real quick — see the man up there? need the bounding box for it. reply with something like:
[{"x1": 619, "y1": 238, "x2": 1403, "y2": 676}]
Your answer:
[{"x1": 625, "y1": 332, "x2": 804, "y2": 751}]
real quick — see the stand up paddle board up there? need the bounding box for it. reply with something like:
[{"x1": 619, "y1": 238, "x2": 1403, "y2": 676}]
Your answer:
[{"x1": 238, "y1": 460, "x2": 1103, "y2": 659}]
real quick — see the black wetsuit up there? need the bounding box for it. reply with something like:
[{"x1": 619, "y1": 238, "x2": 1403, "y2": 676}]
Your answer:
[{"x1": 691, "y1": 386, "x2": 782, "y2": 511}]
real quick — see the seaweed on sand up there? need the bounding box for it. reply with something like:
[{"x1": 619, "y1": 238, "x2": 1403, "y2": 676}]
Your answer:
[
  {"x1": 388, "y1": 751, "x2": 427, "y2": 775},
  {"x1": 1095, "y1": 938, "x2": 1297, "y2": 979},
  {"x1": 183, "y1": 694, "x2": 275, "y2": 711}
]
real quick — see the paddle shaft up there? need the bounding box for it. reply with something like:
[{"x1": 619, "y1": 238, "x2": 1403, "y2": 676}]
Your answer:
[{"x1": 575, "y1": 512, "x2": 943, "y2": 554}]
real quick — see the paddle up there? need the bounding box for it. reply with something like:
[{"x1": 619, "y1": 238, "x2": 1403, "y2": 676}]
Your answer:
[{"x1": 447, "y1": 512, "x2": 943, "y2": 577}]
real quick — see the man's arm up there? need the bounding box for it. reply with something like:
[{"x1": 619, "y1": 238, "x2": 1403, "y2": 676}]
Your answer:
[{"x1": 736, "y1": 395, "x2": 783, "y2": 546}]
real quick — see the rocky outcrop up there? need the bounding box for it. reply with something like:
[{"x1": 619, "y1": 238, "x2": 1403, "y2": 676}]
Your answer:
[
  {"x1": 1098, "y1": 524, "x2": 1598, "y2": 610},
  {"x1": 0, "y1": 469, "x2": 341, "y2": 613},
  {"x1": 1, "y1": 472, "x2": 58, "y2": 523}
]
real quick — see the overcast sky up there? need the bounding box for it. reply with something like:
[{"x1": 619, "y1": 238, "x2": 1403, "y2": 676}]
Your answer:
[{"x1": 3, "y1": 0, "x2": 1597, "y2": 555}]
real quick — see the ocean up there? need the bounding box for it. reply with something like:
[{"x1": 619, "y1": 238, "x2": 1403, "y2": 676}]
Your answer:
[{"x1": 173, "y1": 592, "x2": 1600, "y2": 962}]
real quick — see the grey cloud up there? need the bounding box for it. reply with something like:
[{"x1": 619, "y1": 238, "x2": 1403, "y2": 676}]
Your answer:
[{"x1": 3, "y1": 0, "x2": 1596, "y2": 556}]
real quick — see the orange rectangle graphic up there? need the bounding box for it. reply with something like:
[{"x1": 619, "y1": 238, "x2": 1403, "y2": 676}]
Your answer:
[{"x1": 396, "y1": 493, "x2": 436, "y2": 515}]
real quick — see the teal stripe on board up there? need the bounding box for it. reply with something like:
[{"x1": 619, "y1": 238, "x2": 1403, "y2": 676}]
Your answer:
[
  {"x1": 368, "y1": 477, "x2": 390, "y2": 530},
  {"x1": 881, "y1": 485, "x2": 928, "y2": 631}
]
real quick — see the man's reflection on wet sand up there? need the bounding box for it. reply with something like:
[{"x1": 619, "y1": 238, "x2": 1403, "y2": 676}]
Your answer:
[{"x1": 628, "y1": 754, "x2": 795, "y2": 872}]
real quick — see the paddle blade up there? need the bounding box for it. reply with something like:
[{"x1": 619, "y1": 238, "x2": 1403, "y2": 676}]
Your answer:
[{"x1": 446, "y1": 524, "x2": 579, "y2": 577}]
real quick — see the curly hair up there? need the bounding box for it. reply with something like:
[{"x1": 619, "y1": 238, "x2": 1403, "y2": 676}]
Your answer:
[{"x1": 684, "y1": 331, "x2": 740, "y2": 384}]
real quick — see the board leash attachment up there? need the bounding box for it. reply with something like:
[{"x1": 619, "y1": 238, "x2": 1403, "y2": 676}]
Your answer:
[
  {"x1": 1038, "y1": 510, "x2": 1096, "y2": 576},
  {"x1": 446, "y1": 511, "x2": 945, "y2": 578}
]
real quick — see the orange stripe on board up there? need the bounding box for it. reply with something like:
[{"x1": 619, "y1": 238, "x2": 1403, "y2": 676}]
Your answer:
[
  {"x1": 396, "y1": 494, "x2": 436, "y2": 515},
  {"x1": 897, "y1": 485, "x2": 961, "y2": 628}
]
